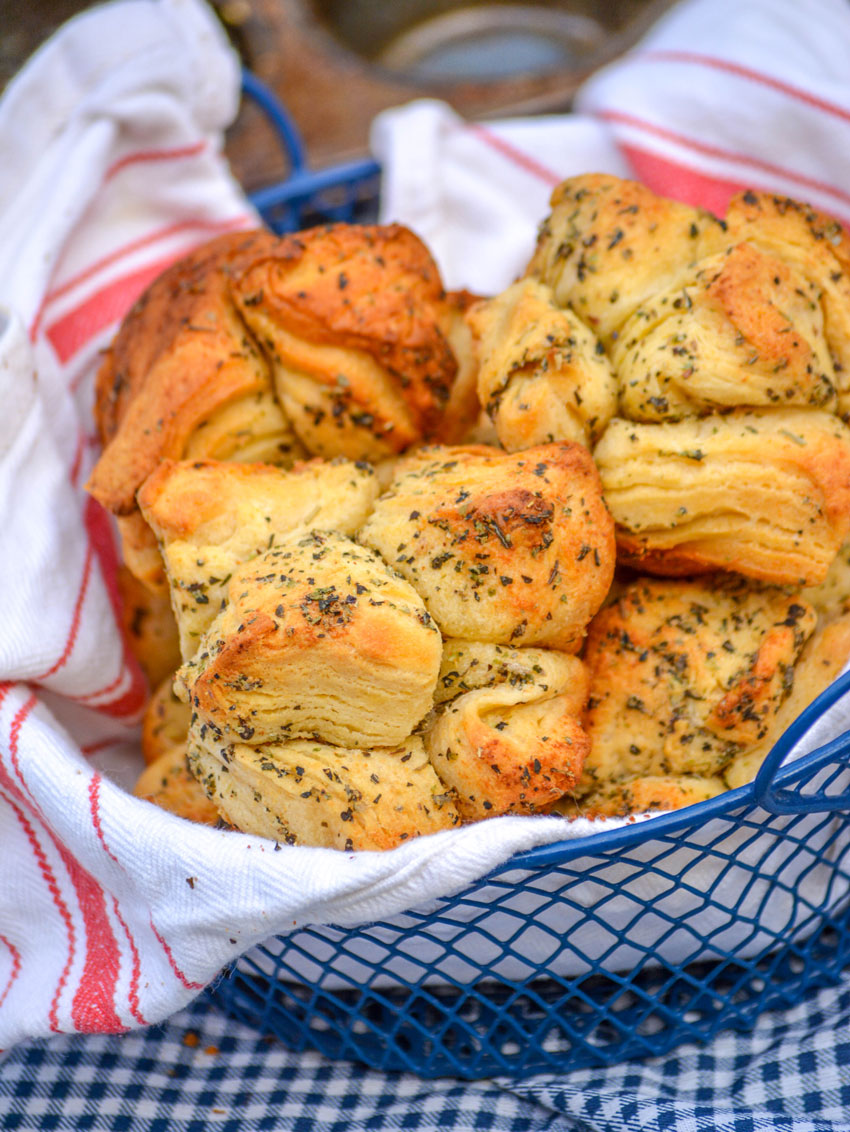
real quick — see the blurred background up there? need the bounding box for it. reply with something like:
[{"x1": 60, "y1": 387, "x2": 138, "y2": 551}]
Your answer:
[{"x1": 2, "y1": 0, "x2": 674, "y2": 190}]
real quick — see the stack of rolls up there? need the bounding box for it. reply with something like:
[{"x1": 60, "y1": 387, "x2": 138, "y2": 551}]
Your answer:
[
  {"x1": 86, "y1": 180, "x2": 850, "y2": 846},
  {"x1": 516, "y1": 174, "x2": 850, "y2": 587}
]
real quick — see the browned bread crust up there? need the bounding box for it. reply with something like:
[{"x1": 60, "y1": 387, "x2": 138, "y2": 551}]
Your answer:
[
  {"x1": 230, "y1": 223, "x2": 479, "y2": 460},
  {"x1": 134, "y1": 746, "x2": 221, "y2": 826},
  {"x1": 580, "y1": 575, "x2": 817, "y2": 788},
  {"x1": 88, "y1": 230, "x2": 283, "y2": 515},
  {"x1": 359, "y1": 442, "x2": 615, "y2": 652},
  {"x1": 425, "y1": 642, "x2": 590, "y2": 820},
  {"x1": 595, "y1": 410, "x2": 850, "y2": 586}
]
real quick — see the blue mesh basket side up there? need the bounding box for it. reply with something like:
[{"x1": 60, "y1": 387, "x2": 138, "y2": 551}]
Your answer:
[{"x1": 208, "y1": 671, "x2": 850, "y2": 1077}]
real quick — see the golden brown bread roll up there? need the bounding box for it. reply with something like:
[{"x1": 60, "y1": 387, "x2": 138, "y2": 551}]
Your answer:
[
  {"x1": 187, "y1": 728, "x2": 459, "y2": 850},
  {"x1": 87, "y1": 230, "x2": 303, "y2": 519},
  {"x1": 116, "y1": 565, "x2": 182, "y2": 691},
  {"x1": 556, "y1": 775, "x2": 726, "y2": 818},
  {"x1": 594, "y1": 409, "x2": 850, "y2": 586},
  {"x1": 614, "y1": 243, "x2": 837, "y2": 421},
  {"x1": 178, "y1": 530, "x2": 442, "y2": 749},
  {"x1": 138, "y1": 457, "x2": 380, "y2": 659},
  {"x1": 725, "y1": 191, "x2": 850, "y2": 412},
  {"x1": 525, "y1": 173, "x2": 727, "y2": 346},
  {"x1": 141, "y1": 674, "x2": 192, "y2": 766},
  {"x1": 580, "y1": 576, "x2": 817, "y2": 791},
  {"x1": 724, "y1": 611, "x2": 850, "y2": 789},
  {"x1": 469, "y1": 279, "x2": 617, "y2": 451},
  {"x1": 134, "y1": 747, "x2": 221, "y2": 826},
  {"x1": 424, "y1": 643, "x2": 590, "y2": 820},
  {"x1": 359, "y1": 442, "x2": 615, "y2": 651},
  {"x1": 230, "y1": 223, "x2": 480, "y2": 461}
]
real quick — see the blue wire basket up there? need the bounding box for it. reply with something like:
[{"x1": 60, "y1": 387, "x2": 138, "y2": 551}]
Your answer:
[
  {"x1": 240, "y1": 71, "x2": 381, "y2": 233},
  {"x1": 208, "y1": 76, "x2": 850, "y2": 1079}
]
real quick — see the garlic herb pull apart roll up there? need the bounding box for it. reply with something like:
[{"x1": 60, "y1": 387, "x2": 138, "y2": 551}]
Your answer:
[
  {"x1": 594, "y1": 409, "x2": 850, "y2": 585},
  {"x1": 359, "y1": 442, "x2": 615, "y2": 651},
  {"x1": 426, "y1": 641, "x2": 590, "y2": 820},
  {"x1": 116, "y1": 564, "x2": 182, "y2": 690},
  {"x1": 469, "y1": 279, "x2": 617, "y2": 452},
  {"x1": 723, "y1": 610, "x2": 850, "y2": 789},
  {"x1": 526, "y1": 173, "x2": 728, "y2": 346},
  {"x1": 614, "y1": 243, "x2": 837, "y2": 422},
  {"x1": 178, "y1": 530, "x2": 442, "y2": 749},
  {"x1": 141, "y1": 675, "x2": 193, "y2": 765},
  {"x1": 580, "y1": 576, "x2": 817, "y2": 797},
  {"x1": 230, "y1": 223, "x2": 480, "y2": 461},
  {"x1": 138, "y1": 458, "x2": 379, "y2": 659},
  {"x1": 86, "y1": 230, "x2": 304, "y2": 589},
  {"x1": 725, "y1": 191, "x2": 850, "y2": 411},
  {"x1": 803, "y1": 538, "x2": 850, "y2": 620},
  {"x1": 187, "y1": 732, "x2": 458, "y2": 850}
]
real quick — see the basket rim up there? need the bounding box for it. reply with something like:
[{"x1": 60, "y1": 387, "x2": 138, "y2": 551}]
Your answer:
[{"x1": 494, "y1": 666, "x2": 850, "y2": 875}]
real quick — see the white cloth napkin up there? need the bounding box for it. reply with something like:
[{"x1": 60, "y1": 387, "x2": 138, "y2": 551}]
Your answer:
[{"x1": 2, "y1": 0, "x2": 850, "y2": 1049}]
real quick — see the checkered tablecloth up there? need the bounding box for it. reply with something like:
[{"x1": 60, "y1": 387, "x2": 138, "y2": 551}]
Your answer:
[{"x1": 2, "y1": 982, "x2": 850, "y2": 1131}]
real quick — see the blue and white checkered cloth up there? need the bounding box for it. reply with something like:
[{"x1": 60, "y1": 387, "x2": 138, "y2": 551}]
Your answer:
[{"x1": 2, "y1": 978, "x2": 850, "y2": 1131}]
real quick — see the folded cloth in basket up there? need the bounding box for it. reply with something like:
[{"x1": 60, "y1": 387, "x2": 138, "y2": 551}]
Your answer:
[{"x1": 2, "y1": 0, "x2": 850, "y2": 1049}]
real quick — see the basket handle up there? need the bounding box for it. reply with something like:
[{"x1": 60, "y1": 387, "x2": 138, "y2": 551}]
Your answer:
[
  {"x1": 238, "y1": 70, "x2": 381, "y2": 232},
  {"x1": 751, "y1": 667, "x2": 850, "y2": 814},
  {"x1": 240, "y1": 70, "x2": 307, "y2": 173}
]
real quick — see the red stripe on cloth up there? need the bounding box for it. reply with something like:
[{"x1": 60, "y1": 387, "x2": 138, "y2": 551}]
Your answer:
[
  {"x1": 33, "y1": 542, "x2": 94, "y2": 682},
  {"x1": 8, "y1": 695, "x2": 39, "y2": 799},
  {"x1": 64, "y1": 849, "x2": 127, "y2": 1033},
  {"x1": 72, "y1": 682, "x2": 147, "y2": 721},
  {"x1": 150, "y1": 920, "x2": 205, "y2": 991},
  {"x1": 618, "y1": 143, "x2": 750, "y2": 216},
  {"x1": 45, "y1": 255, "x2": 186, "y2": 364},
  {"x1": 0, "y1": 693, "x2": 77, "y2": 1033},
  {"x1": 80, "y1": 737, "x2": 130, "y2": 757},
  {"x1": 6, "y1": 700, "x2": 126, "y2": 1033},
  {"x1": 70, "y1": 664, "x2": 131, "y2": 706},
  {"x1": 88, "y1": 771, "x2": 161, "y2": 1026},
  {"x1": 639, "y1": 50, "x2": 850, "y2": 126},
  {"x1": 69, "y1": 428, "x2": 86, "y2": 488},
  {"x1": 32, "y1": 214, "x2": 253, "y2": 343},
  {"x1": 111, "y1": 896, "x2": 148, "y2": 1027},
  {"x1": 0, "y1": 782, "x2": 76, "y2": 1032},
  {"x1": 89, "y1": 775, "x2": 120, "y2": 867},
  {"x1": 0, "y1": 934, "x2": 22, "y2": 1013},
  {"x1": 599, "y1": 109, "x2": 850, "y2": 222},
  {"x1": 104, "y1": 141, "x2": 208, "y2": 184},
  {"x1": 82, "y1": 496, "x2": 148, "y2": 719},
  {"x1": 466, "y1": 123, "x2": 562, "y2": 186}
]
